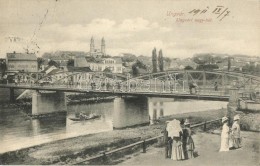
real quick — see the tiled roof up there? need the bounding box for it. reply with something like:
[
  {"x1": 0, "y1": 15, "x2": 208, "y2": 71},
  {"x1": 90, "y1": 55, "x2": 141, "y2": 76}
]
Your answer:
[
  {"x1": 7, "y1": 52, "x2": 37, "y2": 61},
  {"x1": 47, "y1": 69, "x2": 62, "y2": 75},
  {"x1": 112, "y1": 57, "x2": 122, "y2": 64},
  {"x1": 59, "y1": 61, "x2": 68, "y2": 66},
  {"x1": 137, "y1": 67, "x2": 149, "y2": 74},
  {"x1": 74, "y1": 57, "x2": 88, "y2": 67},
  {"x1": 42, "y1": 65, "x2": 52, "y2": 72},
  {"x1": 67, "y1": 66, "x2": 92, "y2": 72}
]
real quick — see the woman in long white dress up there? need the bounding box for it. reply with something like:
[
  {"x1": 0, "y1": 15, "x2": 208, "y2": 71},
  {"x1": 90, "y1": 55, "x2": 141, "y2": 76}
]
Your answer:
[
  {"x1": 167, "y1": 119, "x2": 185, "y2": 160},
  {"x1": 219, "y1": 116, "x2": 230, "y2": 152}
]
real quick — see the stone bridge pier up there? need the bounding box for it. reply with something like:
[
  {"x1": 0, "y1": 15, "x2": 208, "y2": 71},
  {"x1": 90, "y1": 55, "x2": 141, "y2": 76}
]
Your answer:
[
  {"x1": 227, "y1": 88, "x2": 239, "y2": 115},
  {"x1": 227, "y1": 88, "x2": 260, "y2": 131},
  {"x1": 32, "y1": 90, "x2": 67, "y2": 115},
  {"x1": 0, "y1": 88, "x2": 15, "y2": 102},
  {"x1": 113, "y1": 96, "x2": 150, "y2": 129}
]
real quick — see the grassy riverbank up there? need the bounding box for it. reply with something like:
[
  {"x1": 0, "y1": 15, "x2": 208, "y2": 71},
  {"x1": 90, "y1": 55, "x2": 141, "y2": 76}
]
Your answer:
[
  {"x1": 120, "y1": 131, "x2": 259, "y2": 166},
  {"x1": 0, "y1": 108, "x2": 227, "y2": 165}
]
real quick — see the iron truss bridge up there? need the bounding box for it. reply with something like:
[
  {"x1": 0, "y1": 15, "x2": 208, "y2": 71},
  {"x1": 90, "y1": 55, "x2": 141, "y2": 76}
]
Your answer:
[{"x1": 1, "y1": 70, "x2": 260, "y2": 101}]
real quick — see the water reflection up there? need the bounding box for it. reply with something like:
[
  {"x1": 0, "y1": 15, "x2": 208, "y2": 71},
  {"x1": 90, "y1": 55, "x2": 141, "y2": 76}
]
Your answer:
[
  {"x1": 148, "y1": 98, "x2": 227, "y2": 124},
  {"x1": 31, "y1": 118, "x2": 66, "y2": 136},
  {"x1": 0, "y1": 102, "x2": 114, "y2": 153}
]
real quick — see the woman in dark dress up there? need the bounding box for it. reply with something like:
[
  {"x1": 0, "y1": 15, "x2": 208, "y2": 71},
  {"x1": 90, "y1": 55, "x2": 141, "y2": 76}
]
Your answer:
[{"x1": 182, "y1": 119, "x2": 195, "y2": 159}]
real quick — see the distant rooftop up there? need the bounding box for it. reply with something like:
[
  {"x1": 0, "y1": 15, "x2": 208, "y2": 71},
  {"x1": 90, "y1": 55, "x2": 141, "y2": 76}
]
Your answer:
[
  {"x1": 47, "y1": 68, "x2": 61, "y2": 75},
  {"x1": 112, "y1": 57, "x2": 123, "y2": 64},
  {"x1": 7, "y1": 52, "x2": 37, "y2": 61},
  {"x1": 75, "y1": 56, "x2": 88, "y2": 67},
  {"x1": 67, "y1": 66, "x2": 92, "y2": 72}
]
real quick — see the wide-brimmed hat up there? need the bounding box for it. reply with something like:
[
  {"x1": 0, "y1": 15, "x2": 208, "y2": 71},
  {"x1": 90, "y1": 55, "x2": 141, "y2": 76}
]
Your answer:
[
  {"x1": 222, "y1": 116, "x2": 228, "y2": 123},
  {"x1": 184, "y1": 119, "x2": 190, "y2": 125},
  {"x1": 234, "y1": 115, "x2": 240, "y2": 121}
]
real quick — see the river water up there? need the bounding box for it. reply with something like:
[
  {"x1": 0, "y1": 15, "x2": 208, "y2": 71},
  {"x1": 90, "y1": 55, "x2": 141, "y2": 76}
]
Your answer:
[{"x1": 0, "y1": 98, "x2": 227, "y2": 153}]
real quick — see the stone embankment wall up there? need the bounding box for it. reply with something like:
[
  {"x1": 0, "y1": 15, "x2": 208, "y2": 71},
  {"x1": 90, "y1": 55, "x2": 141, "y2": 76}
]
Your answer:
[
  {"x1": 230, "y1": 111, "x2": 260, "y2": 132},
  {"x1": 239, "y1": 100, "x2": 260, "y2": 112}
]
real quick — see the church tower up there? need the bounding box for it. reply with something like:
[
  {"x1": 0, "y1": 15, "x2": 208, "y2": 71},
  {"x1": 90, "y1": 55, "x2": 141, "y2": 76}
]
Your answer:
[
  {"x1": 101, "y1": 37, "x2": 106, "y2": 55},
  {"x1": 90, "y1": 36, "x2": 95, "y2": 54}
]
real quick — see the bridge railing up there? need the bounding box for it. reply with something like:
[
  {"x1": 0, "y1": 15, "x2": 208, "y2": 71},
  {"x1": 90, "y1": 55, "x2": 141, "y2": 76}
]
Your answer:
[
  {"x1": 3, "y1": 81, "x2": 259, "y2": 98},
  {"x1": 72, "y1": 118, "x2": 222, "y2": 165},
  {"x1": 0, "y1": 83, "x2": 232, "y2": 98}
]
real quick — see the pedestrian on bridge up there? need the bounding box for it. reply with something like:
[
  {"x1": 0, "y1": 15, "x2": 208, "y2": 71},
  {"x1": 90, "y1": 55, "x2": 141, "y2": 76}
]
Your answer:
[
  {"x1": 219, "y1": 116, "x2": 230, "y2": 152},
  {"x1": 189, "y1": 83, "x2": 198, "y2": 94},
  {"x1": 214, "y1": 82, "x2": 218, "y2": 91}
]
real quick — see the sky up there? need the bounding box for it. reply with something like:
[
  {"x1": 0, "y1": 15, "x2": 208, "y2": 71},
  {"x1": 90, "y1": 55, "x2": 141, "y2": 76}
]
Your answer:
[{"x1": 0, "y1": 0, "x2": 259, "y2": 58}]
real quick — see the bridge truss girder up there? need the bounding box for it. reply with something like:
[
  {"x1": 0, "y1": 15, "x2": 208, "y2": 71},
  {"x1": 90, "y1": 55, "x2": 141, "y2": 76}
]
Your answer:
[{"x1": 13, "y1": 70, "x2": 260, "y2": 98}]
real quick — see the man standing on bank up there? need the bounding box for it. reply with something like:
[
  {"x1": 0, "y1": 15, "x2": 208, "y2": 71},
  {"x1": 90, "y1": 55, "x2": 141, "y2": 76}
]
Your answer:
[
  {"x1": 164, "y1": 121, "x2": 172, "y2": 158},
  {"x1": 182, "y1": 119, "x2": 195, "y2": 159},
  {"x1": 231, "y1": 115, "x2": 241, "y2": 149}
]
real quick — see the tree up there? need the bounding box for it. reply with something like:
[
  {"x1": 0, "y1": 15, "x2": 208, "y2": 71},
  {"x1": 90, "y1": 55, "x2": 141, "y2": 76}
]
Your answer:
[
  {"x1": 132, "y1": 65, "x2": 139, "y2": 77},
  {"x1": 67, "y1": 59, "x2": 74, "y2": 67},
  {"x1": 0, "y1": 60, "x2": 7, "y2": 77},
  {"x1": 37, "y1": 58, "x2": 45, "y2": 70},
  {"x1": 192, "y1": 53, "x2": 214, "y2": 65},
  {"x1": 196, "y1": 64, "x2": 219, "y2": 71},
  {"x1": 131, "y1": 60, "x2": 148, "y2": 77},
  {"x1": 48, "y1": 60, "x2": 59, "y2": 68},
  {"x1": 214, "y1": 56, "x2": 225, "y2": 63},
  {"x1": 136, "y1": 60, "x2": 147, "y2": 70},
  {"x1": 227, "y1": 57, "x2": 231, "y2": 71},
  {"x1": 152, "y1": 48, "x2": 157, "y2": 73},
  {"x1": 192, "y1": 53, "x2": 227, "y2": 71},
  {"x1": 184, "y1": 66, "x2": 193, "y2": 70},
  {"x1": 121, "y1": 53, "x2": 137, "y2": 62},
  {"x1": 242, "y1": 63, "x2": 260, "y2": 75},
  {"x1": 158, "y1": 49, "x2": 164, "y2": 72}
]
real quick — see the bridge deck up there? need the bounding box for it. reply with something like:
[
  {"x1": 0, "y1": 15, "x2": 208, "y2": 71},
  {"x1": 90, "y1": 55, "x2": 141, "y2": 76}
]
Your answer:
[{"x1": 0, "y1": 84, "x2": 229, "y2": 101}]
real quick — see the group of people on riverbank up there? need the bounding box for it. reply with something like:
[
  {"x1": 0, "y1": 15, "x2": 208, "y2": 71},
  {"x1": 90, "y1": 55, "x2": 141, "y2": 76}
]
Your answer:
[
  {"x1": 164, "y1": 119, "x2": 195, "y2": 161},
  {"x1": 164, "y1": 114, "x2": 241, "y2": 161},
  {"x1": 220, "y1": 115, "x2": 241, "y2": 152}
]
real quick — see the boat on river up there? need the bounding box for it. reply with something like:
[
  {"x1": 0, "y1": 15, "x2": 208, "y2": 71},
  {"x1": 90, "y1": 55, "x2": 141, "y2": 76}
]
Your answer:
[{"x1": 69, "y1": 115, "x2": 101, "y2": 121}]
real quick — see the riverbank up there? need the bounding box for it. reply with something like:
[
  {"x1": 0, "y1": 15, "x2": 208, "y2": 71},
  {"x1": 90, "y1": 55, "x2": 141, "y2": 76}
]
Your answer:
[
  {"x1": 120, "y1": 131, "x2": 259, "y2": 166},
  {"x1": 0, "y1": 108, "x2": 227, "y2": 165}
]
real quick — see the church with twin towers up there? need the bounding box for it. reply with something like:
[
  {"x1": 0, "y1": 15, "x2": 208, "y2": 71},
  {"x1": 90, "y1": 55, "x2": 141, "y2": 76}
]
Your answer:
[{"x1": 88, "y1": 36, "x2": 106, "y2": 58}]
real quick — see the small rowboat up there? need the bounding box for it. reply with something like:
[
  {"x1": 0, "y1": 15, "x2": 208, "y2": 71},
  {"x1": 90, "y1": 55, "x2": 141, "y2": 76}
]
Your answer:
[{"x1": 69, "y1": 115, "x2": 101, "y2": 121}]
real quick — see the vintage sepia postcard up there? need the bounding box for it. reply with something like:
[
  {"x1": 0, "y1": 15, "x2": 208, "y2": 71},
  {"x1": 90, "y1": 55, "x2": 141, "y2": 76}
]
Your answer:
[{"x1": 0, "y1": 0, "x2": 259, "y2": 165}]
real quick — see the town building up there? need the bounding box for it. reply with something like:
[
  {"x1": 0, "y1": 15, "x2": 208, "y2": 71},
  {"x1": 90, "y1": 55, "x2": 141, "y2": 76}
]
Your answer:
[
  {"x1": 74, "y1": 56, "x2": 123, "y2": 73},
  {"x1": 40, "y1": 65, "x2": 92, "y2": 85},
  {"x1": 73, "y1": 37, "x2": 123, "y2": 73},
  {"x1": 6, "y1": 52, "x2": 38, "y2": 73},
  {"x1": 41, "y1": 51, "x2": 80, "y2": 68},
  {"x1": 87, "y1": 37, "x2": 106, "y2": 58}
]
